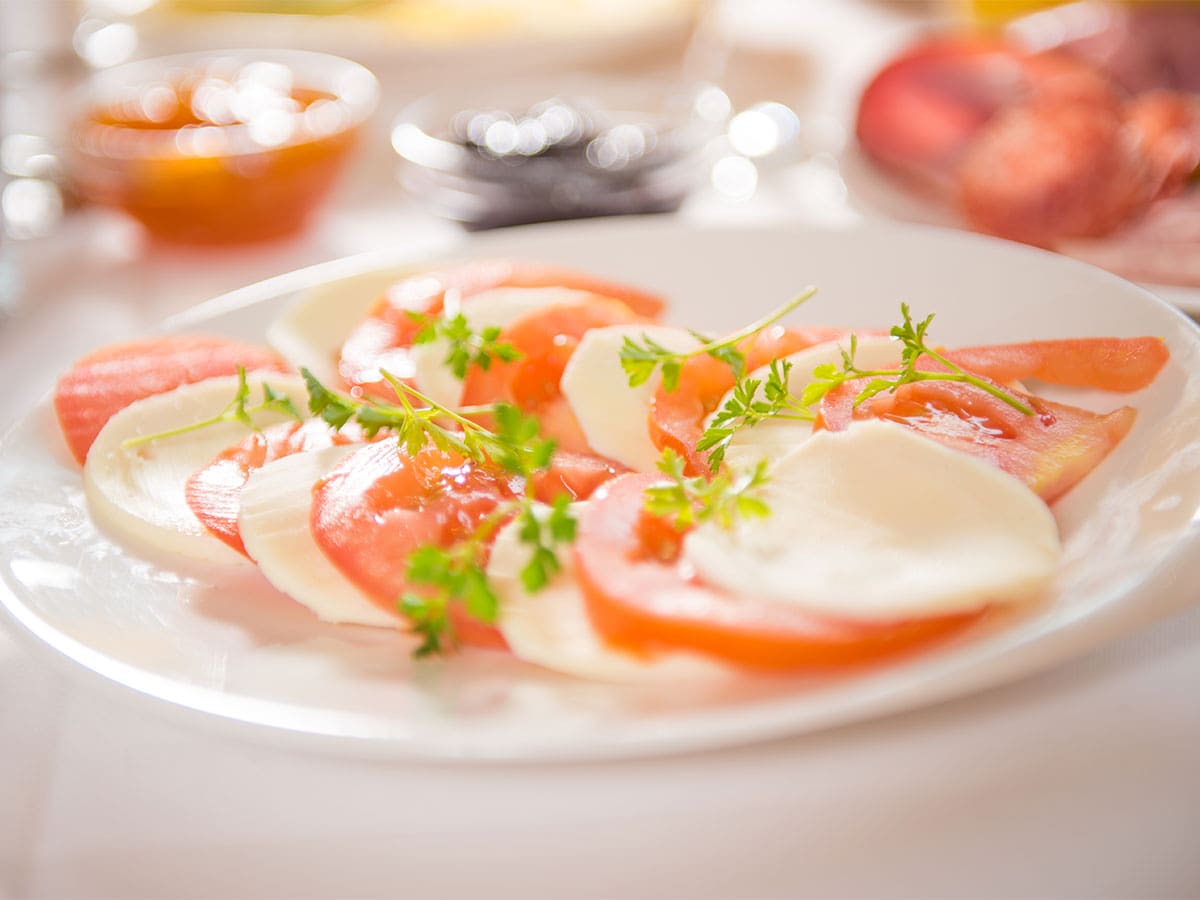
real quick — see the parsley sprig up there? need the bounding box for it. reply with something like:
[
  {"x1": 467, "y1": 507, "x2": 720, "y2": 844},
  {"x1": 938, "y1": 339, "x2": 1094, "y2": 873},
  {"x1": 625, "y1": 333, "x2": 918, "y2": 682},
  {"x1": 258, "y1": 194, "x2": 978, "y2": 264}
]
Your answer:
[
  {"x1": 399, "y1": 494, "x2": 576, "y2": 657},
  {"x1": 695, "y1": 304, "x2": 1035, "y2": 471},
  {"x1": 696, "y1": 358, "x2": 815, "y2": 471},
  {"x1": 408, "y1": 310, "x2": 522, "y2": 379},
  {"x1": 121, "y1": 367, "x2": 301, "y2": 449},
  {"x1": 619, "y1": 286, "x2": 818, "y2": 391},
  {"x1": 300, "y1": 368, "x2": 577, "y2": 656},
  {"x1": 799, "y1": 306, "x2": 1035, "y2": 415},
  {"x1": 643, "y1": 448, "x2": 772, "y2": 531},
  {"x1": 301, "y1": 368, "x2": 553, "y2": 474}
]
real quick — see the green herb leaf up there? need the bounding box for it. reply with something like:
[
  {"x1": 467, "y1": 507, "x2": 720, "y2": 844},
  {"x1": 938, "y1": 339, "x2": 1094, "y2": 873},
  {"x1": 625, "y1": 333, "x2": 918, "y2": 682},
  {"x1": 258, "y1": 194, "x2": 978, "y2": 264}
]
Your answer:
[
  {"x1": 696, "y1": 357, "x2": 815, "y2": 472},
  {"x1": 644, "y1": 448, "x2": 772, "y2": 530},
  {"x1": 296, "y1": 369, "x2": 581, "y2": 659},
  {"x1": 121, "y1": 367, "x2": 302, "y2": 449},
  {"x1": 618, "y1": 286, "x2": 817, "y2": 392},
  {"x1": 406, "y1": 310, "x2": 523, "y2": 380},
  {"x1": 804, "y1": 304, "x2": 1035, "y2": 416}
]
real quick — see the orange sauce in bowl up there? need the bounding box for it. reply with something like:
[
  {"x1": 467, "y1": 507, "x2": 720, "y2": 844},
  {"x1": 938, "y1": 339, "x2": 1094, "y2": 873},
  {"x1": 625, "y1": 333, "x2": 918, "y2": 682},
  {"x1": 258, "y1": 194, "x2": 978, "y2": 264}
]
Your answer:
[{"x1": 71, "y1": 62, "x2": 370, "y2": 244}]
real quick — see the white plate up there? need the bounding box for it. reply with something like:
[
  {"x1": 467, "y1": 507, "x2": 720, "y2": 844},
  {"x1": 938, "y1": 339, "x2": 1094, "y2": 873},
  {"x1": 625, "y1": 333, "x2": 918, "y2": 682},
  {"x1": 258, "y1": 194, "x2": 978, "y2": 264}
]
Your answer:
[
  {"x1": 118, "y1": 0, "x2": 699, "y2": 88},
  {"x1": 840, "y1": 147, "x2": 1200, "y2": 316},
  {"x1": 2, "y1": 218, "x2": 1199, "y2": 761}
]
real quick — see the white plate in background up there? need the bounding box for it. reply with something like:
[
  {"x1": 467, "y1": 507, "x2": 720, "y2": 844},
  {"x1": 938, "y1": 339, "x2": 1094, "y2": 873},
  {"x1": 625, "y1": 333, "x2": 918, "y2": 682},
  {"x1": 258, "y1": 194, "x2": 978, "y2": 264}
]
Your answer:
[{"x1": 839, "y1": 146, "x2": 1200, "y2": 317}]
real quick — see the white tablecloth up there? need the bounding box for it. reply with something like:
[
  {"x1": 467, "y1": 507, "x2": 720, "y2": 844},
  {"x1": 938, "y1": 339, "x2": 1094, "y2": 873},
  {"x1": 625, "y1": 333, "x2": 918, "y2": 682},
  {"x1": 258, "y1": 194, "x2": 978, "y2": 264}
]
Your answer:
[{"x1": 3, "y1": 3, "x2": 1199, "y2": 897}]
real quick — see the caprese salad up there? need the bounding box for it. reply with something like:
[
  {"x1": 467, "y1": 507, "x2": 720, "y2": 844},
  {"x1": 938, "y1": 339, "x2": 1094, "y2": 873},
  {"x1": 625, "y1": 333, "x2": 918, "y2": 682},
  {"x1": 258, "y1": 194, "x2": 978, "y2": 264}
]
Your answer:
[{"x1": 53, "y1": 259, "x2": 1170, "y2": 681}]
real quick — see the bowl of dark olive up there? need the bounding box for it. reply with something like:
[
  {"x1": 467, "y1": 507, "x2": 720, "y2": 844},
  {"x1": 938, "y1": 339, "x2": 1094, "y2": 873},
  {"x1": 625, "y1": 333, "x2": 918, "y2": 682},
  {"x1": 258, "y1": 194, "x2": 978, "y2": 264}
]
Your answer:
[{"x1": 390, "y1": 78, "x2": 730, "y2": 230}]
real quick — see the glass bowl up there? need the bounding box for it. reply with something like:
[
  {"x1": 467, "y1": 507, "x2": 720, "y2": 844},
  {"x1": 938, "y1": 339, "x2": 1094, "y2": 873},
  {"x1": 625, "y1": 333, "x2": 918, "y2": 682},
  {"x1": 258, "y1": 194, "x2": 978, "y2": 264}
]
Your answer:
[
  {"x1": 67, "y1": 49, "x2": 379, "y2": 245},
  {"x1": 391, "y1": 77, "x2": 730, "y2": 230}
]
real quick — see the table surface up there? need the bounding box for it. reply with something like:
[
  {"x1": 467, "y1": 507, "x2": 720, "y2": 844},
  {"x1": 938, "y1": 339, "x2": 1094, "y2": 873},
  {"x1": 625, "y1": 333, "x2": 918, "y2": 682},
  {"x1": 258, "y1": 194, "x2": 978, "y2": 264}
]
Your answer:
[{"x1": 2, "y1": 3, "x2": 1199, "y2": 898}]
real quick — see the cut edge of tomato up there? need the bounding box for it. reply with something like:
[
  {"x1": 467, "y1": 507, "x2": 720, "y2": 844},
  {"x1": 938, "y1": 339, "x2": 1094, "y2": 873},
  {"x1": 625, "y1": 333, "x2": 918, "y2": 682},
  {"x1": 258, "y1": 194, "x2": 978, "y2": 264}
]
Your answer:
[
  {"x1": 573, "y1": 474, "x2": 986, "y2": 672},
  {"x1": 310, "y1": 441, "x2": 516, "y2": 652}
]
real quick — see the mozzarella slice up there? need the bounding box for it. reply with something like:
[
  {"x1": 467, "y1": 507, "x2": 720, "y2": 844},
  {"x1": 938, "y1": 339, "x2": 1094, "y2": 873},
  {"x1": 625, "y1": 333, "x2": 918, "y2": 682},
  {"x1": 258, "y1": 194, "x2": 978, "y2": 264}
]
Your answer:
[
  {"x1": 560, "y1": 325, "x2": 701, "y2": 472},
  {"x1": 238, "y1": 445, "x2": 401, "y2": 628},
  {"x1": 84, "y1": 374, "x2": 310, "y2": 565},
  {"x1": 490, "y1": 508, "x2": 727, "y2": 683},
  {"x1": 713, "y1": 336, "x2": 899, "y2": 470},
  {"x1": 683, "y1": 420, "x2": 1061, "y2": 621},
  {"x1": 410, "y1": 286, "x2": 597, "y2": 409},
  {"x1": 266, "y1": 267, "x2": 420, "y2": 386}
]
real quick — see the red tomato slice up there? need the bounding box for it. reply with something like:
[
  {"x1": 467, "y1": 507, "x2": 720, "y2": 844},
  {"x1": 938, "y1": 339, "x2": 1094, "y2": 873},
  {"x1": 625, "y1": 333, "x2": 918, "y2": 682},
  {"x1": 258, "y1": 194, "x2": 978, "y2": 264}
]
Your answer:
[
  {"x1": 530, "y1": 449, "x2": 626, "y2": 503},
  {"x1": 185, "y1": 419, "x2": 366, "y2": 558},
  {"x1": 337, "y1": 260, "x2": 666, "y2": 393},
  {"x1": 816, "y1": 379, "x2": 1135, "y2": 503},
  {"x1": 943, "y1": 337, "x2": 1169, "y2": 393},
  {"x1": 311, "y1": 441, "x2": 521, "y2": 649},
  {"x1": 648, "y1": 326, "x2": 853, "y2": 475},
  {"x1": 54, "y1": 335, "x2": 290, "y2": 464},
  {"x1": 461, "y1": 298, "x2": 644, "y2": 453},
  {"x1": 573, "y1": 473, "x2": 983, "y2": 670}
]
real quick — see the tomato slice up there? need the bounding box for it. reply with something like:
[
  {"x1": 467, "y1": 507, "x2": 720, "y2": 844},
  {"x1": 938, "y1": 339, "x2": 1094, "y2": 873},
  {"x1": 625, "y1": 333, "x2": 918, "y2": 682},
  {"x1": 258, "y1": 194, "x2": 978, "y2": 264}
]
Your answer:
[
  {"x1": 461, "y1": 298, "x2": 644, "y2": 453},
  {"x1": 573, "y1": 474, "x2": 982, "y2": 670},
  {"x1": 530, "y1": 450, "x2": 626, "y2": 504},
  {"x1": 816, "y1": 379, "x2": 1135, "y2": 503},
  {"x1": 54, "y1": 335, "x2": 289, "y2": 464},
  {"x1": 337, "y1": 260, "x2": 666, "y2": 393},
  {"x1": 308, "y1": 433, "x2": 625, "y2": 650},
  {"x1": 943, "y1": 337, "x2": 1169, "y2": 393},
  {"x1": 185, "y1": 419, "x2": 366, "y2": 558},
  {"x1": 648, "y1": 326, "x2": 853, "y2": 475},
  {"x1": 311, "y1": 441, "x2": 521, "y2": 649}
]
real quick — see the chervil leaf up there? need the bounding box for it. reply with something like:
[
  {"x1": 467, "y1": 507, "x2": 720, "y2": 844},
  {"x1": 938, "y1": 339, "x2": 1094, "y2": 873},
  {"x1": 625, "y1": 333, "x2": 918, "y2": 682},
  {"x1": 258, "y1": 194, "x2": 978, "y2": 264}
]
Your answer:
[
  {"x1": 696, "y1": 357, "x2": 813, "y2": 472},
  {"x1": 303, "y1": 368, "x2": 358, "y2": 430},
  {"x1": 295, "y1": 370, "x2": 581, "y2": 659},
  {"x1": 618, "y1": 287, "x2": 818, "y2": 392},
  {"x1": 822, "y1": 304, "x2": 1034, "y2": 415},
  {"x1": 547, "y1": 494, "x2": 576, "y2": 543},
  {"x1": 644, "y1": 448, "x2": 772, "y2": 529},
  {"x1": 707, "y1": 343, "x2": 746, "y2": 379},
  {"x1": 121, "y1": 367, "x2": 302, "y2": 449},
  {"x1": 407, "y1": 310, "x2": 523, "y2": 380}
]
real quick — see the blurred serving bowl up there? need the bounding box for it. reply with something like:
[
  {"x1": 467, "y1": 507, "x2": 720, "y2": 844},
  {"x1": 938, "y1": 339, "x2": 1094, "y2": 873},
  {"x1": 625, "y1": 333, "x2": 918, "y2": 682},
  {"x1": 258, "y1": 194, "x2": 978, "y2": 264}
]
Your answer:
[
  {"x1": 67, "y1": 48, "x2": 379, "y2": 244},
  {"x1": 391, "y1": 78, "x2": 730, "y2": 229}
]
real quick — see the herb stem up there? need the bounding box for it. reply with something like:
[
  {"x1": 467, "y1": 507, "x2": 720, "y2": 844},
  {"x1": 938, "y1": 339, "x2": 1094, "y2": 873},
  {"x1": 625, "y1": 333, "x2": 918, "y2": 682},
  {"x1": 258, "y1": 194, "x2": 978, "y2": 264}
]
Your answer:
[
  {"x1": 379, "y1": 371, "x2": 489, "y2": 435},
  {"x1": 121, "y1": 368, "x2": 301, "y2": 449},
  {"x1": 916, "y1": 349, "x2": 1035, "y2": 415},
  {"x1": 910, "y1": 370, "x2": 1035, "y2": 414},
  {"x1": 683, "y1": 286, "x2": 818, "y2": 362},
  {"x1": 122, "y1": 409, "x2": 232, "y2": 449}
]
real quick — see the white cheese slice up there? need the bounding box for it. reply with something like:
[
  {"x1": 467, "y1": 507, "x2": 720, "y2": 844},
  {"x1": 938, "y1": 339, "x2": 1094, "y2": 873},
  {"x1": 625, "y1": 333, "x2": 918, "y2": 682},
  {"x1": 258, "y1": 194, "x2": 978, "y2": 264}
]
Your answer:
[
  {"x1": 682, "y1": 420, "x2": 1061, "y2": 621},
  {"x1": 238, "y1": 445, "x2": 401, "y2": 628},
  {"x1": 410, "y1": 286, "x2": 596, "y2": 409},
  {"x1": 266, "y1": 267, "x2": 420, "y2": 386},
  {"x1": 84, "y1": 374, "x2": 310, "y2": 565},
  {"x1": 490, "y1": 507, "x2": 727, "y2": 682},
  {"x1": 560, "y1": 324, "x2": 701, "y2": 472},
  {"x1": 712, "y1": 335, "x2": 899, "y2": 471}
]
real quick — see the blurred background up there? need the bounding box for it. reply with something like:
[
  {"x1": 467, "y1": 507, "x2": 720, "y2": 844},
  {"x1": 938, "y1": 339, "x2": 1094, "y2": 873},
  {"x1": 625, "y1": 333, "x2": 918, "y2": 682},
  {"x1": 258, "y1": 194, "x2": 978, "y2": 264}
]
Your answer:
[{"x1": 0, "y1": 0, "x2": 1197, "y2": 351}]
